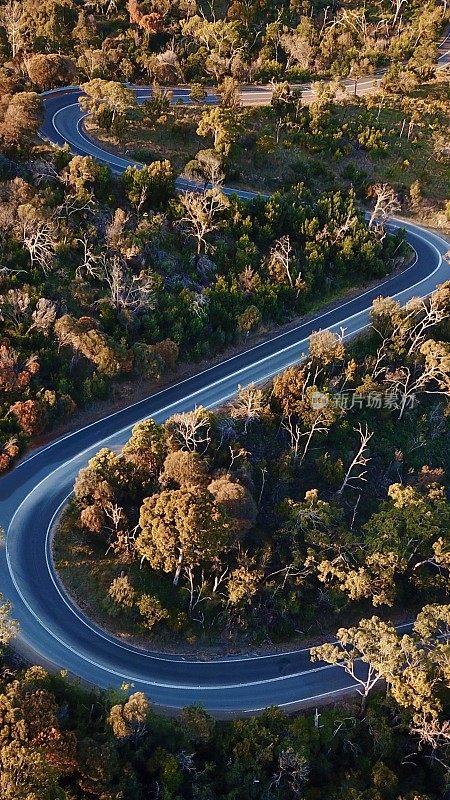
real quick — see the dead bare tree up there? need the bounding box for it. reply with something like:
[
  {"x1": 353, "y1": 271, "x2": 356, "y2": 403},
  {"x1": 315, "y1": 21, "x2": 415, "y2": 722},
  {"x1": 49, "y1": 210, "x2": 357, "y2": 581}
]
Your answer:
[
  {"x1": 282, "y1": 412, "x2": 332, "y2": 465},
  {"x1": 265, "y1": 562, "x2": 310, "y2": 598},
  {"x1": 400, "y1": 287, "x2": 450, "y2": 357},
  {"x1": 215, "y1": 415, "x2": 237, "y2": 447},
  {"x1": 176, "y1": 751, "x2": 197, "y2": 774},
  {"x1": 167, "y1": 406, "x2": 211, "y2": 453},
  {"x1": 385, "y1": 357, "x2": 450, "y2": 420},
  {"x1": 368, "y1": 183, "x2": 400, "y2": 231},
  {"x1": 76, "y1": 245, "x2": 156, "y2": 313},
  {"x1": 318, "y1": 207, "x2": 355, "y2": 246},
  {"x1": 391, "y1": 0, "x2": 408, "y2": 29},
  {"x1": 185, "y1": 564, "x2": 228, "y2": 619},
  {"x1": 97, "y1": 254, "x2": 156, "y2": 312},
  {"x1": 281, "y1": 415, "x2": 303, "y2": 461},
  {"x1": 269, "y1": 749, "x2": 309, "y2": 796},
  {"x1": 227, "y1": 445, "x2": 248, "y2": 473},
  {"x1": 75, "y1": 235, "x2": 101, "y2": 280},
  {"x1": 371, "y1": 339, "x2": 390, "y2": 380},
  {"x1": 410, "y1": 713, "x2": 450, "y2": 767},
  {"x1": 104, "y1": 502, "x2": 125, "y2": 534},
  {"x1": 337, "y1": 423, "x2": 373, "y2": 495},
  {"x1": 185, "y1": 568, "x2": 208, "y2": 618},
  {"x1": 29, "y1": 159, "x2": 61, "y2": 187},
  {"x1": 17, "y1": 205, "x2": 57, "y2": 275},
  {"x1": 230, "y1": 384, "x2": 265, "y2": 432},
  {"x1": 56, "y1": 190, "x2": 97, "y2": 222},
  {"x1": 268, "y1": 235, "x2": 294, "y2": 287},
  {"x1": 179, "y1": 188, "x2": 229, "y2": 254},
  {"x1": 110, "y1": 526, "x2": 138, "y2": 562},
  {"x1": 0, "y1": 0, "x2": 23, "y2": 58}
]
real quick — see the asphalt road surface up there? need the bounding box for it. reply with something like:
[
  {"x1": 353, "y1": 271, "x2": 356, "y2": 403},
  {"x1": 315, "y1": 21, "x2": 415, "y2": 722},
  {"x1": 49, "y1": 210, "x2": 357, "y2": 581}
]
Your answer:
[{"x1": 0, "y1": 42, "x2": 449, "y2": 714}]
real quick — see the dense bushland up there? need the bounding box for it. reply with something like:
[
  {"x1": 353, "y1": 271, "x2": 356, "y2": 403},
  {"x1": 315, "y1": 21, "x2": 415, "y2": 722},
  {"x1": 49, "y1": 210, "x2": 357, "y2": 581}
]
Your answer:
[
  {"x1": 62, "y1": 282, "x2": 450, "y2": 646},
  {"x1": 0, "y1": 149, "x2": 405, "y2": 470}
]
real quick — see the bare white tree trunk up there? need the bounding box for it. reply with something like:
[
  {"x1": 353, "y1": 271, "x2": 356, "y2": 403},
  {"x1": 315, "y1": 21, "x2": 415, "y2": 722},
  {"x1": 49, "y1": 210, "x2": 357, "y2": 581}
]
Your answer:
[
  {"x1": 337, "y1": 424, "x2": 373, "y2": 495},
  {"x1": 174, "y1": 550, "x2": 183, "y2": 586}
]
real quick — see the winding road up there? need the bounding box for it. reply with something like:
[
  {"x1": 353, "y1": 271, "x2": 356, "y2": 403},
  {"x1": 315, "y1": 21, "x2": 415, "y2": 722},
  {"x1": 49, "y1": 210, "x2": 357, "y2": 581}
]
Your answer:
[
  {"x1": 40, "y1": 28, "x2": 450, "y2": 184},
  {"x1": 0, "y1": 43, "x2": 449, "y2": 714}
]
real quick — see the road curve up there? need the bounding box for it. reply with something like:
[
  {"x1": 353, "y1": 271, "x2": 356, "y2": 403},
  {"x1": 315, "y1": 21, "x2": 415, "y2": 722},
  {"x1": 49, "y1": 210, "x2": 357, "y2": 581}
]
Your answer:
[
  {"x1": 40, "y1": 27, "x2": 450, "y2": 185},
  {"x1": 0, "y1": 48, "x2": 449, "y2": 714},
  {"x1": 1, "y1": 218, "x2": 448, "y2": 712}
]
